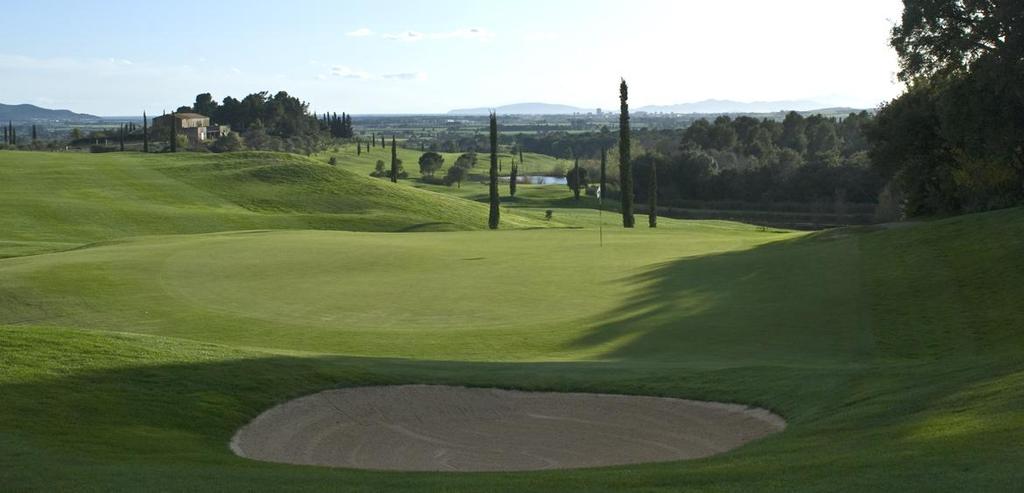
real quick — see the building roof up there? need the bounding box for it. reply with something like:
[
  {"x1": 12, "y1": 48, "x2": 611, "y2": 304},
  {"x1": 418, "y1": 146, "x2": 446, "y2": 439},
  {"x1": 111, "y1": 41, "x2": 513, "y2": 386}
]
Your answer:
[{"x1": 172, "y1": 112, "x2": 209, "y2": 119}]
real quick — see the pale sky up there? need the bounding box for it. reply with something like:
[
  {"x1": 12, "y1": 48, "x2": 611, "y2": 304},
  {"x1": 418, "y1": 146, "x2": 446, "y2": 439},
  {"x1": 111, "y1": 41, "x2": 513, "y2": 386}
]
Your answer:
[{"x1": 0, "y1": 0, "x2": 905, "y2": 115}]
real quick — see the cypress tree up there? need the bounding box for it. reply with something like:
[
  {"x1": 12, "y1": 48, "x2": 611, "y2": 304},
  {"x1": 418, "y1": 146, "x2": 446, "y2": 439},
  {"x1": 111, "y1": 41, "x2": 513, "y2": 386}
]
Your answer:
[
  {"x1": 390, "y1": 136, "x2": 398, "y2": 183},
  {"x1": 32, "y1": 124, "x2": 37, "y2": 142},
  {"x1": 169, "y1": 112, "x2": 177, "y2": 152},
  {"x1": 488, "y1": 112, "x2": 500, "y2": 229},
  {"x1": 600, "y1": 145, "x2": 607, "y2": 208},
  {"x1": 119, "y1": 124, "x2": 125, "y2": 151},
  {"x1": 381, "y1": 135, "x2": 385, "y2": 148},
  {"x1": 648, "y1": 159, "x2": 657, "y2": 228},
  {"x1": 509, "y1": 161, "x2": 518, "y2": 197},
  {"x1": 618, "y1": 79, "x2": 634, "y2": 228},
  {"x1": 573, "y1": 156, "x2": 581, "y2": 200},
  {"x1": 3, "y1": 126, "x2": 7, "y2": 145},
  {"x1": 10, "y1": 125, "x2": 15, "y2": 146},
  {"x1": 143, "y1": 111, "x2": 149, "y2": 153},
  {"x1": 372, "y1": 132, "x2": 375, "y2": 147},
  {"x1": 357, "y1": 138, "x2": 362, "y2": 156}
]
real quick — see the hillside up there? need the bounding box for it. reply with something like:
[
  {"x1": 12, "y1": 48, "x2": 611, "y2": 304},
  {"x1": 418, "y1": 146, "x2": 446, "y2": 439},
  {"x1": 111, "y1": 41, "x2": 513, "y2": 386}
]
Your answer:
[
  {"x1": 0, "y1": 151, "x2": 547, "y2": 257},
  {"x1": 0, "y1": 206, "x2": 1022, "y2": 489},
  {"x1": 0, "y1": 103, "x2": 100, "y2": 121}
]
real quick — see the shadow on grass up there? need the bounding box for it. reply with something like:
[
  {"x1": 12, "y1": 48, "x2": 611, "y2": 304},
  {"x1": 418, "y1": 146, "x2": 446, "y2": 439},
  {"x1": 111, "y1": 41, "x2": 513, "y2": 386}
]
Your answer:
[
  {"x1": 2, "y1": 325, "x2": 1022, "y2": 491},
  {"x1": 566, "y1": 232, "x2": 873, "y2": 364}
]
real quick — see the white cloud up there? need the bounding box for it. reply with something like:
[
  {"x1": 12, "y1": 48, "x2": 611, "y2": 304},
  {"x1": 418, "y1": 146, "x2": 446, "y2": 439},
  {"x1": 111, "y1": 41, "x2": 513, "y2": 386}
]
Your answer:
[
  {"x1": 330, "y1": 65, "x2": 371, "y2": 79},
  {"x1": 346, "y1": 28, "x2": 373, "y2": 37},
  {"x1": 383, "y1": 31, "x2": 424, "y2": 42},
  {"x1": 318, "y1": 65, "x2": 426, "y2": 82},
  {"x1": 381, "y1": 28, "x2": 493, "y2": 42},
  {"x1": 382, "y1": 72, "x2": 428, "y2": 81}
]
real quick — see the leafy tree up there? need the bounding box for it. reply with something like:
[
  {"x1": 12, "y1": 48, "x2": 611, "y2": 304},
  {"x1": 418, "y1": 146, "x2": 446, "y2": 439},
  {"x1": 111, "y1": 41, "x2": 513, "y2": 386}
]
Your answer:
[
  {"x1": 71, "y1": 127, "x2": 82, "y2": 140},
  {"x1": 565, "y1": 161, "x2": 589, "y2": 197},
  {"x1": 417, "y1": 152, "x2": 444, "y2": 177},
  {"x1": 455, "y1": 152, "x2": 477, "y2": 168},
  {"x1": 372, "y1": 159, "x2": 387, "y2": 177},
  {"x1": 193, "y1": 93, "x2": 218, "y2": 116},
  {"x1": 209, "y1": 133, "x2": 243, "y2": 153},
  {"x1": 444, "y1": 163, "x2": 468, "y2": 188},
  {"x1": 488, "y1": 112, "x2": 500, "y2": 229},
  {"x1": 619, "y1": 79, "x2": 635, "y2": 227}
]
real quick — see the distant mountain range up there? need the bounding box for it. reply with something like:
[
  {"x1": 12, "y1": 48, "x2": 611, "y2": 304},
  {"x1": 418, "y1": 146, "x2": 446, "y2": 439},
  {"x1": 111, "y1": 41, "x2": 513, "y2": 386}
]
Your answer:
[
  {"x1": 637, "y1": 99, "x2": 825, "y2": 114},
  {"x1": 448, "y1": 103, "x2": 591, "y2": 116},
  {"x1": 448, "y1": 99, "x2": 846, "y2": 116},
  {"x1": 0, "y1": 103, "x2": 100, "y2": 122}
]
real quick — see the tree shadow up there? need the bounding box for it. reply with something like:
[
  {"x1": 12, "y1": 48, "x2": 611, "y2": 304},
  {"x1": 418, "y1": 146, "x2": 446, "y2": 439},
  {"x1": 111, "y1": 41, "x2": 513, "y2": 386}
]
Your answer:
[{"x1": 566, "y1": 231, "x2": 874, "y2": 364}]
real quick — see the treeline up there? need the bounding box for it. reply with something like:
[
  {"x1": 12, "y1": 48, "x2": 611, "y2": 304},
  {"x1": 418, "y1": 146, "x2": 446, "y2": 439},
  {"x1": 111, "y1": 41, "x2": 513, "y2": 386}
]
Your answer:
[
  {"x1": 631, "y1": 112, "x2": 880, "y2": 206},
  {"x1": 866, "y1": 1, "x2": 1023, "y2": 216},
  {"x1": 176, "y1": 91, "x2": 354, "y2": 153}
]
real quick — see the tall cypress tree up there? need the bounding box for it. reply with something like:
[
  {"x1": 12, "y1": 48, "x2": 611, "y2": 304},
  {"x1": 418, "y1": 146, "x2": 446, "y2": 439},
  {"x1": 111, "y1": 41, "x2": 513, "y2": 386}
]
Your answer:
[
  {"x1": 390, "y1": 136, "x2": 398, "y2": 183},
  {"x1": 618, "y1": 79, "x2": 634, "y2": 228},
  {"x1": 143, "y1": 111, "x2": 149, "y2": 153},
  {"x1": 509, "y1": 161, "x2": 518, "y2": 197},
  {"x1": 169, "y1": 112, "x2": 177, "y2": 153},
  {"x1": 488, "y1": 112, "x2": 500, "y2": 229},
  {"x1": 357, "y1": 138, "x2": 361, "y2": 156},
  {"x1": 119, "y1": 124, "x2": 125, "y2": 151},
  {"x1": 573, "y1": 155, "x2": 581, "y2": 201},
  {"x1": 600, "y1": 145, "x2": 607, "y2": 208},
  {"x1": 31, "y1": 124, "x2": 37, "y2": 142},
  {"x1": 648, "y1": 159, "x2": 657, "y2": 228},
  {"x1": 3, "y1": 125, "x2": 7, "y2": 145},
  {"x1": 372, "y1": 132, "x2": 375, "y2": 147}
]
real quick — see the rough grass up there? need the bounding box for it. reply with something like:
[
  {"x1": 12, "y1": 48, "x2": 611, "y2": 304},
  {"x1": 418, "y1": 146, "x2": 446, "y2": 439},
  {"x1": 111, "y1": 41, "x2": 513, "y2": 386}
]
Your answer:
[{"x1": 1, "y1": 149, "x2": 1023, "y2": 490}]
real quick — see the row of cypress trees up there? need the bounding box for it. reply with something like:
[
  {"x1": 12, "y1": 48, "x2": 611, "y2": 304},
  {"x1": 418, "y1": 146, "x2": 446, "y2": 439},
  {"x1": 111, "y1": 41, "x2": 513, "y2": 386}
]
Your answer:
[{"x1": 367, "y1": 79, "x2": 655, "y2": 231}]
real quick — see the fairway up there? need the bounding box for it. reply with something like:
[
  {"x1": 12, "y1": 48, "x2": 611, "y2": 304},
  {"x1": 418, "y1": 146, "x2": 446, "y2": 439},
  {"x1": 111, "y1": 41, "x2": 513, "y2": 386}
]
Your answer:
[{"x1": 2, "y1": 151, "x2": 1024, "y2": 490}]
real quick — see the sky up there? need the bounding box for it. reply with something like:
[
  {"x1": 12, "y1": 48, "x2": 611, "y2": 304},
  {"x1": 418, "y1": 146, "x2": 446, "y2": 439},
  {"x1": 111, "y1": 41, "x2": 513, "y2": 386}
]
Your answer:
[{"x1": 0, "y1": 0, "x2": 906, "y2": 115}]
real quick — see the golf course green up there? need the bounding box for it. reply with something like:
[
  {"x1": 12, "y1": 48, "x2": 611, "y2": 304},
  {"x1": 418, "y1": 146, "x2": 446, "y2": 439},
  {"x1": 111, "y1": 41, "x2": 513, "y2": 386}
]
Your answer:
[{"x1": 1, "y1": 150, "x2": 1022, "y2": 490}]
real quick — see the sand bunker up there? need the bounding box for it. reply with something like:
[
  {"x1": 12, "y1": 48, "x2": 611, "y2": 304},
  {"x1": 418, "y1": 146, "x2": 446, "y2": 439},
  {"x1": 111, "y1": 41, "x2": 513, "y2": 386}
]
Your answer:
[{"x1": 230, "y1": 385, "x2": 785, "y2": 472}]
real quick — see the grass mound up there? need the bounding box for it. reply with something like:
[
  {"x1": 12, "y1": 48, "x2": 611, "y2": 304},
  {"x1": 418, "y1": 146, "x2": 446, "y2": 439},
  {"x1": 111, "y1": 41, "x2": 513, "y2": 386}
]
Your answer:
[{"x1": 0, "y1": 151, "x2": 547, "y2": 257}]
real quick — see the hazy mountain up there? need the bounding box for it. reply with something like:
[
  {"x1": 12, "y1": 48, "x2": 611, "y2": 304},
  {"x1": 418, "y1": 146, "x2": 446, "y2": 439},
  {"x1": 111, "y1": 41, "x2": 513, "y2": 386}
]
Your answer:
[
  {"x1": 0, "y1": 103, "x2": 100, "y2": 121},
  {"x1": 448, "y1": 102, "x2": 591, "y2": 116},
  {"x1": 637, "y1": 99, "x2": 824, "y2": 114}
]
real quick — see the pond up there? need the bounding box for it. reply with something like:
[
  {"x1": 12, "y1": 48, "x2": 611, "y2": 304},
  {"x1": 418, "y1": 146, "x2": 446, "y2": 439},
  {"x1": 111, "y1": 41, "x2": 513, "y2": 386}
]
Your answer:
[{"x1": 500, "y1": 175, "x2": 567, "y2": 185}]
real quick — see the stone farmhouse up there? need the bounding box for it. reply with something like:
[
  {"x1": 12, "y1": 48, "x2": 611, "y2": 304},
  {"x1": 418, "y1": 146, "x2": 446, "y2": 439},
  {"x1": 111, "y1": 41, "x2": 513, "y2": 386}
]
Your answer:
[{"x1": 152, "y1": 113, "x2": 230, "y2": 143}]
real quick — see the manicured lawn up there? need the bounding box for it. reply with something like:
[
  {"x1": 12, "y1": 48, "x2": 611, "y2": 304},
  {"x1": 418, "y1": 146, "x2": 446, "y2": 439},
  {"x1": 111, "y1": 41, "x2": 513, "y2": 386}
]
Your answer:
[{"x1": 1, "y1": 150, "x2": 1022, "y2": 490}]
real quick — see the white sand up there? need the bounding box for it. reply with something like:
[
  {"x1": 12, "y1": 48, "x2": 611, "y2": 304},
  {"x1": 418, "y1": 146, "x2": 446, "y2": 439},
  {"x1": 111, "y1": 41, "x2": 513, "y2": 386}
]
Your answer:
[{"x1": 230, "y1": 385, "x2": 785, "y2": 472}]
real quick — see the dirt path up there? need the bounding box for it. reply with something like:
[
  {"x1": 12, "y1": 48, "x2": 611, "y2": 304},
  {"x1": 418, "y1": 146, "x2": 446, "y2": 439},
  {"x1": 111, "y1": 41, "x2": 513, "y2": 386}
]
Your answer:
[{"x1": 230, "y1": 385, "x2": 785, "y2": 472}]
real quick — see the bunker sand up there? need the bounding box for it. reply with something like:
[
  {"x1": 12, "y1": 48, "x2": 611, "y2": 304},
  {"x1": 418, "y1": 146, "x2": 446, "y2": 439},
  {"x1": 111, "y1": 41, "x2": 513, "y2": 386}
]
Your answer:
[{"x1": 231, "y1": 385, "x2": 785, "y2": 472}]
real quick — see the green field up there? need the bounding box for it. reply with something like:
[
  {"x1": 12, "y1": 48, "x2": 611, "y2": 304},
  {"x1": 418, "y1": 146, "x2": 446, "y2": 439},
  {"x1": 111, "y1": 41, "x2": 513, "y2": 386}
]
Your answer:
[{"x1": 1, "y1": 150, "x2": 1022, "y2": 491}]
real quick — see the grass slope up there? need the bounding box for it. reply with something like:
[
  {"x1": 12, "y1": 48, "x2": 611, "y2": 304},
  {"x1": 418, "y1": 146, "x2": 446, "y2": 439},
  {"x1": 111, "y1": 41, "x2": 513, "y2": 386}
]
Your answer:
[
  {"x1": 1, "y1": 202, "x2": 1023, "y2": 490},
  {"x1": 0, "y1": 151, "x2": 546, "y2": 257}
]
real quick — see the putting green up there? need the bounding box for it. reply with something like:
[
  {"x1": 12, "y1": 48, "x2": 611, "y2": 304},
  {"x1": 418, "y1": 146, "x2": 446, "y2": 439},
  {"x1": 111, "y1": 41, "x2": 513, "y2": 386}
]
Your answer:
[{"x1": 2, "y1": 151, "x2": 1024, "y2": 490}]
